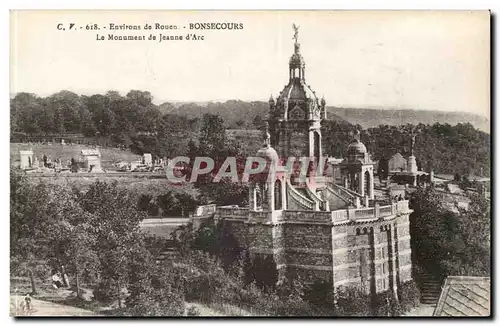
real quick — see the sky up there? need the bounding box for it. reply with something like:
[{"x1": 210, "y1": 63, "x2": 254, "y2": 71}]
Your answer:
[{"x1": 10, "y1": 10, "x2": 490, "y2": 118}]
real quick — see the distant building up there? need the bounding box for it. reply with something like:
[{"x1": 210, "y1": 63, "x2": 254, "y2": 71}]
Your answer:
[
  {"x1": 388, "y1": 153, "x2": 407, "y2": 173},
  {"x1": 19, "y1": 149, "x2": 34, "y2": 170},
  {"x1": 143, "y1": 153, "x2": 153, "y2": 166},
  {"x1": 79, "y1": 149, "x2": 103, "y2": 173}
]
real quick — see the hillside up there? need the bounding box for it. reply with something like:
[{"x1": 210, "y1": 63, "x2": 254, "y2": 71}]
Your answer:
[
  {"x1": 160, "y1": 101, "x2": 489, "y2": 132},
  {"x1": 159, "y1": 100, "x2": 348, "y2": 128},
  {"x1": 330, "y1": 107, "x2": 490, "y2": 133}
]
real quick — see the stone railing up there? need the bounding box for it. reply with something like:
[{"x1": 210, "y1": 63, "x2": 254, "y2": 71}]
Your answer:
[
  {"x1": 332, "y1": 200, "x2": 410, "y2": 224},
  {"x1": 216, "y1": 200, "x2": 411, "y2": 224},
  {"x1": 305, "y1": 179, "x2": 325, "y2": 211},
  {"x1": 194, "y1": 204, "x2": 217, "y2": 217},
  {"x1": 379, "y1": 205, "x2": 394, "y2": 217},
  {"x1": 326, "y1": 184, "x2": 354, "y2": 202},
  {"x1": 354, "y1": 207, "x2": 375, "y2": 218},
  {"x1": 286, "y1": 180, "x2": 315, "y2": 210},
  {"x1": 250, "y1": 210, "x2": 271, "y2": 220},
  {"x1": 331, "y1": 210, "x2": 348, "y2": 223},
  {"x1": 216, "y1": 207, "x2": 249, "y2": 219},
  {"x1": 283, "y1": 210, "x2": 332, "y2": 223}
]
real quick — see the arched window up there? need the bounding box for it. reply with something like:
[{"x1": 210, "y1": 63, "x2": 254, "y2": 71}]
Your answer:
[
  {"x1": 255, "y1": 184, "x2": 262, "y2": 209},
  {"x1": 274, "y1": 179, "x2": 282, "y2": 210}
]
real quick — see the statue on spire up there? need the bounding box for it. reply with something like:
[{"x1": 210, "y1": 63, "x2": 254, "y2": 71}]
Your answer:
[
  {"x1": 263, "y1": 121, "x2": 271, "y2": 147},
  {"x1": 410, "y1": 134, "x2": 416, "y2": 156},
  {"x1": 292, "y1": 23, "x2": 299, "y2": 43}
]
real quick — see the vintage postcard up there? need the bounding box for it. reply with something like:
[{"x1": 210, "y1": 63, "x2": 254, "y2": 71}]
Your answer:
[{"x1": 9, "y1": 10, "x2": 491, "y2": 317}]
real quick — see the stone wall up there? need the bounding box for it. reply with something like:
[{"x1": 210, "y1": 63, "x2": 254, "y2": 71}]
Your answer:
[{"x1": 218, "y1": 208, "x2": 414, "y2": 298}]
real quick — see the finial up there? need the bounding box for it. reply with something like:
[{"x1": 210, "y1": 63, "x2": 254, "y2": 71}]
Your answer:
[
  {"x1": 292, "y1": 23, "x2": 299, "y2": 44},
  {"x1": 292, "y1": 23, "x2": 300, "y2": 54},
  {"x1": 268, "y1": 94, "x2": 275, "y2": 104},
  {"x1": 354, "y1": 129, "x2": 361, "y2": 142}
]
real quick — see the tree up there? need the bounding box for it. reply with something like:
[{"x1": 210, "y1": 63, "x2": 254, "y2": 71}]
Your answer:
[
  {"x1": 78, "y1": 181, "x2": 147, "y2": 306},
  {"x1": 10, "y1": 172, "x2": 60, "y2": 294},
  {"x1": 199, "y1": 113, "x2": 227, "y2": 156},
  {"x1": 252, "y1": 115, "x2": 264, "y2": 129},
  {"x1": 409, "y1": 187, "x2": 490, "y2": 277}
]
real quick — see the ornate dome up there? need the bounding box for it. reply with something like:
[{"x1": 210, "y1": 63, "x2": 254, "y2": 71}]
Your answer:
[
  {"x1": 347, "y1": 140, "x2": 367, "y2": 156},
  {"x1": 256, "y1": 123, "x2": 279, "y2": 162},
  {"x1": 345, "y1": 130, "x2": 369, "y2": 163},
  {"x1": 278, "y1": 81, "x2": 319, "y2": 103}
]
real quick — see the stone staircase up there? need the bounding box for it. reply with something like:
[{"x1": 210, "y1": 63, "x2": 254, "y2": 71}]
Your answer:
[{"x1": 418, "y1": 273, "x2": 443, "y2": 306}]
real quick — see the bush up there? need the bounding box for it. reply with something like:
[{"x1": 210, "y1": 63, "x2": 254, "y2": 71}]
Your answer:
[
  {"x1": 185, "y1": 306, "x2": 200, "y2": 316},
  {"x1": 398, "y1": 280, "x2": 421, "y2": 313},
  {"x1": 93, "y1": 280, "x2": 119, "y2": 304},
  {"x1": 373, "y1": 290, "x2": 402, "y2": 316},
  {"x1": 334, "y1": 286, "x2": 371, "y2": 316}
]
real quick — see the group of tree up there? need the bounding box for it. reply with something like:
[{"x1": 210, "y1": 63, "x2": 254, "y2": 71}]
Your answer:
[
  {"x1": 409, "y1": 185, "x2": 490, "y2": 279},
  {"x1": 10, "y1": 172, "x2": 188, "y2": 315},
  {"x1": 321, "y1": 121, "x2": 490, "y2": 178},
  {"x1": 183, "y1": 113, "x2": 249, "y2": 207},
  {"x1": 11, "y1": 91, "x2": 199, "y2": 158}
]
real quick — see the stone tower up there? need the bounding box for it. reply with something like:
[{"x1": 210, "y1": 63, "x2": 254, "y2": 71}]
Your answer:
[
  {"x1": 339, "y1": 130, "x2": 375, "y2": 200},
  {"x1": 268, "y1": 24, "x2": 327, "y2": 160}
]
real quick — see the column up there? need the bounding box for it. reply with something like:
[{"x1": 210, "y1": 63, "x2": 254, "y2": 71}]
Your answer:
[
  {"x1": 281, "y1": 178, "x2": 287, "y2": 210},
  {"x1": 249, "y1": 184, "x2": 257, "y2": 211},
  {"x1": 369, "y1": 227, "x2": 377, "y2": 295},
  {"x1": 370, "y1": 169, "x2": 375, "y2": 200},
  {"x1": 359, "y1": 171, "x2": 365, "y2": 197},
  {"x1": 268, "y1": 181, "x2": 275, "y2": 211},
  {"x1": 388, "y1": 224, "x2": 399, "y2": 301},
  {"x1": 308, "y1": 130, "x2": 314, "y2": 158}
]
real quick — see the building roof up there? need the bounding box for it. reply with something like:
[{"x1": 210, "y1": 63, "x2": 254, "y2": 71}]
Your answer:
[
  {"x1": 433, "y1": 276, "x2": 490, "y2": 317},
  {"x1": 389, "y1": 152, "x2": 405, "y2": 160},
  {"x1": 347, "y1": 139, "x2": 367, "y2": 155}
]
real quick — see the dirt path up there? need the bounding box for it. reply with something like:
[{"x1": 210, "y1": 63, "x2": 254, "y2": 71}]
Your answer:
[
  {"x1": 10, "y1": 295, "x2": 95, "y2": 317},
  {"x1": 403, "y1": 304, "x2": 435, "y2": 317}
]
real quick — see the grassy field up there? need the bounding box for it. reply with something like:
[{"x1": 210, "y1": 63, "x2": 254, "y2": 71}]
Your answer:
[{"x1": 11, "y1": 143, "x2": 142, "y2": 169}]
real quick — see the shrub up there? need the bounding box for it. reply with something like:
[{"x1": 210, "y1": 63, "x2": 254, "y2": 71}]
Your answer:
[
  {"x1": 373, "y1": 290, "x2": 402, "y2": 316},
  {"x1": 398, "y1": 280, "x2": 421, "y2": 313},
  {"x1": 334, "y1": 286, "x2": 371, "y2": 316}
]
